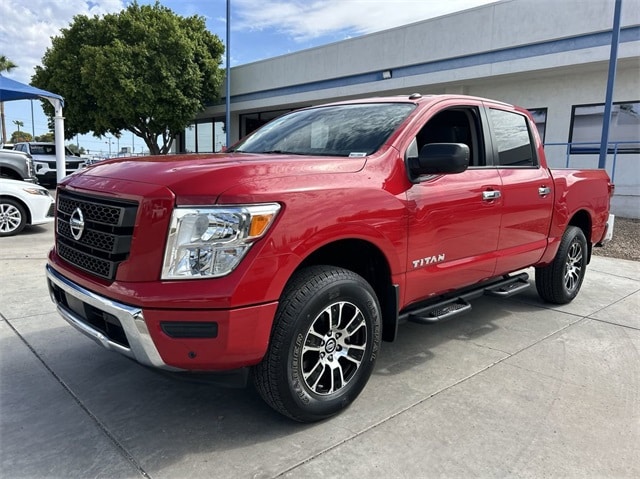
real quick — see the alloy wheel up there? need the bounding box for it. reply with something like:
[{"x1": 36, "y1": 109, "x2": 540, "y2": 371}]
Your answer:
[{"x1": 301, "y1": 301, "x2": 368, "y2": 395}]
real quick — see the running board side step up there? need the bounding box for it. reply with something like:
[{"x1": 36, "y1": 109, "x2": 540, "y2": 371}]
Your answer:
[
  {"x1": 406, "y1": 273, "x2": 530, "y2": 324},
  {"x1": 484, "y1": 273, "x2": 530, "y2": 297},
  {"x1": 408, "y1": 298, "x2": 472, "y2": 323}
]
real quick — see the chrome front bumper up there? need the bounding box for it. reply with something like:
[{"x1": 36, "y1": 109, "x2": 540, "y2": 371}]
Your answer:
[{"x1": 46, "y1": 264, "x2": 183, "y2": 371}]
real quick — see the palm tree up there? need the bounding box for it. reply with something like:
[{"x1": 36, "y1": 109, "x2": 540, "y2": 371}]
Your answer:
[
  {"x1": 13, "y1": 120, "x2": 23, "y2": 131},
  {"x1": 1, "y1": 55, "x2": 18, "y2": 144}
]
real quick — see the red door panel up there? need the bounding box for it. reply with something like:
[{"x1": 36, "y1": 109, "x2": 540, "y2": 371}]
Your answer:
[
  {"x1": 404, "y1": 169, "x2": 502, "y2": 307},
  {"x1": 495, "y1": 168, "x2": 554, "y2": 273}
]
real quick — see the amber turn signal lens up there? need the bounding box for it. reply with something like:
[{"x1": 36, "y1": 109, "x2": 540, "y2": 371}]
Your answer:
[{"x1": 249, "y1": 214, "x2": 274, "y2": 237}]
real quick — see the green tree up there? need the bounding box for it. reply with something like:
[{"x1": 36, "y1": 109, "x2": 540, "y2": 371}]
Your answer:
[
  {"x1": 67, "y1": 143, "x2": 86, "y2": 155},
  {"x1": 10, "y1": 130, "x2": 33, "y2": 143},
  {"x1": 13, "y1": 120, "x2": 24, "y2": 131},
  {"x1": 32, "y1": 2, "x2": 224, "y2": 155},
  {"x1": 35, "y1": 132, "x2": 55, "y2": 142},
  {"x1": 1, "y1": 55, "x2": 18, "y2": 144}
]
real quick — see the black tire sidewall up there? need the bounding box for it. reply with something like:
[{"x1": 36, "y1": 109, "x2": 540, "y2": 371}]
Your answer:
[
  {"x1": 280, "y1": 271, "x2": 381, "y2": 420},
  {"x1": 559, "y1": 227, "x2": 588, "y2": 302}
]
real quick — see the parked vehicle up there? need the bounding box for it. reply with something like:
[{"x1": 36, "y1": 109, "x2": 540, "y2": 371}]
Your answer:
[
  {"x1": 46, "y1": 94, "x2": 614, "y2": 421},
  {"x1": 13, "y1": 142, "x2": 84, "y2": 185},
  {"x1": 0, "y1": 149, "x2": 38, "y2": 183},
  {"x1": 0, "y1": 178, "x2": 54, "y2": 236}
]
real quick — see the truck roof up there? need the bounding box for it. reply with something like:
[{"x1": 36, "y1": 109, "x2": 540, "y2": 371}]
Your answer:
[{"x1": 319, "y1": 93, "x2": 514, "y2": 108}]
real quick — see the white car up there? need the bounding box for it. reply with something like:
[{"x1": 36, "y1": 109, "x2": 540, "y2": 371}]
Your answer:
[{"x1": 0, "y1": 179, "x2": 54, "y2": 236}]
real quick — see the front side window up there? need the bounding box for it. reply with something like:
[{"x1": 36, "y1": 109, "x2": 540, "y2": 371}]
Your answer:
[
  {"x1": 230, "y1": 103, "x2": 416, "y2": 157},
  {"x1": 408, "y1": 107, "x2": 484, "y2": 167},
  {"x1": 489, "y1": 109, "x2": 536, "y2": 167}
]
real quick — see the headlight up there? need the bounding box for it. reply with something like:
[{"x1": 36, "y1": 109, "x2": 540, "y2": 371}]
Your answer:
[
  {"x1": 26, "y1": 158, "x2": 34, "y2": 177},
  {"x1": 161, "y1": 203, "x2": 281, "y2": 280},
  {"x1": 22, "y1": 187, "x2": 50, "y2": 196}
]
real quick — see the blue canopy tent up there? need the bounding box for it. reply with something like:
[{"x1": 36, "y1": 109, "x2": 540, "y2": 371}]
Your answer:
[{"x1": 0, "y1": 75, "x2": 67, "y2": 182}]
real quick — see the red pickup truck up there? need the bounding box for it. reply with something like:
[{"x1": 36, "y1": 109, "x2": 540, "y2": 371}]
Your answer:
[{"x1": 46, "y1": 94, "x2": 614, "y2": 421}]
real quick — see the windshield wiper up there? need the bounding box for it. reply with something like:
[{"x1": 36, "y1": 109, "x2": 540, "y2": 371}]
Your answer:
[{"x1": 258, "y1": 150, "x2": 309, "y2": 155}]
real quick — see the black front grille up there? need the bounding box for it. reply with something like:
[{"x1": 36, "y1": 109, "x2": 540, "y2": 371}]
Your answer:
[
  {"x1": 56, "y1": 191, "x2": 138, "y2": 280},
  {"x1": 48, "y1": 280, "x2": 129, "y2": 348}
]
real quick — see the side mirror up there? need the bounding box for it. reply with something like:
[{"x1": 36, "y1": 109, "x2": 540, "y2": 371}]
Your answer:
[{"x1": 409, "y1": 143, "x2": 469, "y2": 178}]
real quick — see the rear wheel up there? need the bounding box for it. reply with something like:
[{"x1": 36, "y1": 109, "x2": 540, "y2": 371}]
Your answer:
[
  {"x1": 535, "y1": 226, "x2": 587, "y2": 304},
  {"x1": 253, "y1": 266, "x2": 381, "y2": 422},
  {"x1": 0, "y1": 198, "x2": 27, "y2": 236}
]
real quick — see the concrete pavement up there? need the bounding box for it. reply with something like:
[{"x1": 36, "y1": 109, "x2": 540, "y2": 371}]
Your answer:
[{"x1": 1, "y1": 221, "x2": 638, "y2": 478}]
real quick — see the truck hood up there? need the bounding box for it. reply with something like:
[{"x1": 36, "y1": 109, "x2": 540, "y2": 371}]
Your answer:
[{"x1": 75, "y1": 153, "x2": 367, "y2": 201}]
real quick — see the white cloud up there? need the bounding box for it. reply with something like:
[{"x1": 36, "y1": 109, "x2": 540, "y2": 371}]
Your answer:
[
  {"x1": 232, "y1": 0, "x2": 498, "y2": 41},
  {"x1": 0, "y1": 0, "x2": 498, "y2": 83},
  {"x1": 0, "y1": 0, "x2": 125, "y2": 83}
]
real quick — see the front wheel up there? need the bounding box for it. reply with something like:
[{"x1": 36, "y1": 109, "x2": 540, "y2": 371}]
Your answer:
[
  {"x1": 253, "y1": 266, "x2": 381, "y2": 422},
  {"x1": 535, "y1": 226, "x2": 588, "y2": 304},
  {"x1": 0, "y1": 199, "x2": 27, "y2": 237}
]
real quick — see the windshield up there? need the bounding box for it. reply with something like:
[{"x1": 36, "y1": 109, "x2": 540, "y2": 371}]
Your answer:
[
  {"x1": 29, "y1": 144, "x2": 75, "y2": 156},
  {"x1": 230, "y1": 103, "x2": 415, "y2": 157},
  {"x1": 30, "y1": 144, "x2": 56, "y2": 155}
]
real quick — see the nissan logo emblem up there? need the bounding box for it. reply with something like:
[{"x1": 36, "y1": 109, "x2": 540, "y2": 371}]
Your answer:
[{"x1": 69, "y1": 207, "x2": 85, "y2": 240}]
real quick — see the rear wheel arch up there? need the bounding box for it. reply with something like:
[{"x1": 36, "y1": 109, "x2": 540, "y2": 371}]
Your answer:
[
  {"x1": 535, "y1": 225, "x2": 588, "y2": 304},
  {"x1": 567, "y1": 209, "x2": 592, "y2": 263}
]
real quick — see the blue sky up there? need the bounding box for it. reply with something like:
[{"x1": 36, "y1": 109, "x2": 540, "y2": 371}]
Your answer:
[{"x1": 1, "y1": 0, "x2": 496, "y2": 155}]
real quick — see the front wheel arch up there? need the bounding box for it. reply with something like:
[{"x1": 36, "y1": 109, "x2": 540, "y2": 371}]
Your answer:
[{"x1": 0, "y1": 197, "x2": 28, "y2": 236}]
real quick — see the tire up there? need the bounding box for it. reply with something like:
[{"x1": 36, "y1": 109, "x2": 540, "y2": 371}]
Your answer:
[
  {"x1": 535, "y1": 226, "x2": 588, "y2": 304},
  {"x1": 253, "y1": 266, "x2": 382, "y2": 422},
  {"x1": 0, "y1": 198, "x2": 27, "y2": 237}
]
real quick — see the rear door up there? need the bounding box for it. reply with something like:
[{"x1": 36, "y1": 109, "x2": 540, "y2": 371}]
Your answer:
[
  {"x1": 485, "y1": 106, "x2": 554, "y2": 274},
  {"x1": 403, "y1": 101, "x2": 503, "y2": 305}
]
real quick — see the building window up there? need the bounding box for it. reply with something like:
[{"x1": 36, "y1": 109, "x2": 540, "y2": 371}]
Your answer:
[
  {"x1": 527, "y1": 108, "x2": 547, "y2": 142},
  {"x1": 489, "y1": 109, "x2": 536, "y2": 167},
  {"x1": 569, "y1": 101, "x2": 640, "y2": 154},
  {"x1": 240, "y1": 108, "x2": 298, "y2": 137},
  {"x1": 182, "y1": 119, "x2": 226, "y2": 153}
]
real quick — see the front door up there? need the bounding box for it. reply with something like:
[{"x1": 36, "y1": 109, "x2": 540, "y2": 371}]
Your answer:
[{"x1": 403, "y1": 104, "x2": 503, "y2": 307}]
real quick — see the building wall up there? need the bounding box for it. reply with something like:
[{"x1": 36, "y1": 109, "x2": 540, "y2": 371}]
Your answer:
[
  {"x1": 195, "y1": 0, "x2": 640, "y2": 217},
  {"x1": 225, "y1": 0, "x2": 638, "y2": 99}
]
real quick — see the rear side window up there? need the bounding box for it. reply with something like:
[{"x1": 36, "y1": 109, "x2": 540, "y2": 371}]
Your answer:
[{"x1": 489, "y1": 109, "x2": 536, "y2": 167}]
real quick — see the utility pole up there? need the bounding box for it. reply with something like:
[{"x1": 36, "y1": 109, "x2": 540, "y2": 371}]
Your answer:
[
  {"x1": 226, "y1": 0, "x2": 231, "y2": 149},
  {"x1": 599, "y1": 0, "x2": 623, "y2": 168}
]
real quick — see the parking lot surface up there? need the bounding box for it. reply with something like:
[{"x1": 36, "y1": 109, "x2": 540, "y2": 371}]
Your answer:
[{"x1": 1, "y1": 221, "x2": 639, "y2": 478}]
